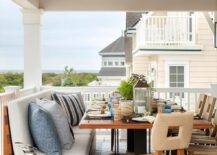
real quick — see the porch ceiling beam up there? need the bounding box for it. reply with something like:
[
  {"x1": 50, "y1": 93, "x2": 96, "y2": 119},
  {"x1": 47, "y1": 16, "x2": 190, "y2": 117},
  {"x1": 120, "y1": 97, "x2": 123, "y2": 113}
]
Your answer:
[
  {"x1": 12, "y1": 0, "x2": 39, "y2": 9},
  {"x1": 39, "y1": 0, "x2": 217, "y2": 11}
]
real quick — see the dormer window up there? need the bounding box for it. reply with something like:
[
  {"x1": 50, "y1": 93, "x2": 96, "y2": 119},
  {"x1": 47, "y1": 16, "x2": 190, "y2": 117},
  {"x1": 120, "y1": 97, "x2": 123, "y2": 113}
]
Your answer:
[
  {"x1": 121, "y1": 61, "x2": 125, "y2": 66},
  {"x1": 108, "y1": 61, "x2": 113, "y2": 66},
  {"x1": 103, "y1": 61, "x2": 107, "y2": 66}
]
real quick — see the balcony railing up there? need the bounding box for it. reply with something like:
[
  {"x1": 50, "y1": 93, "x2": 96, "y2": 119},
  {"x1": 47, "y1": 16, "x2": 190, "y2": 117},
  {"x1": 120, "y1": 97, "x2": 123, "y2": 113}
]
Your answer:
[
  {"x1": 136, "y1": 15, "x2": 196, "y2": 48},
  {"x1": 42, "y1": 86, "x2": 117, "y2": 104}
]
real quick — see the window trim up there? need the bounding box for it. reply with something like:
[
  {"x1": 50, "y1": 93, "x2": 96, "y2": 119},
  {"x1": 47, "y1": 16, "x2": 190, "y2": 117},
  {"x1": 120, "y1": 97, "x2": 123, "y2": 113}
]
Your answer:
[{"x1": 165, "y1": 61, "x2": 189, "y2": 88}]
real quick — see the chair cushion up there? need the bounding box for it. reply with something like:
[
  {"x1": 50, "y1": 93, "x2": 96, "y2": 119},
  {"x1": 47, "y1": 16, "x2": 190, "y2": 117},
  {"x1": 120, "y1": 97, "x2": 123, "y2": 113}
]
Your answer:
[
  {"x1": 62, "y1": 134, "x2": 94, "y2": 155},
  {"x1": 34, "y1": 134, "x2": 95, "y2": 155},
  {"x1": 36, "y1": 99, "x2": 74, "y2": 150},
  {"x1": 52, "y1": 93, "x2": 85, "y2": 126},
  {"x1": 28, "y1": 103, "x2": 61, "y2": 154},
  {"x1": 8, "y1": 90, "x2": 52, "y2": 155}
]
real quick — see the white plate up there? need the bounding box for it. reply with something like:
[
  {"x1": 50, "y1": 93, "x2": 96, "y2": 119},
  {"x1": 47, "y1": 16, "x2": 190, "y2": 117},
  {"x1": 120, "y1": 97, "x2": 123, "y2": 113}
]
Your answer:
[
  {"x1": 86, "y1": 110, "x2": 111, "y2": 118},
  {"x1": 132, "y1": 116, "x2": 155, "y2": 123}
]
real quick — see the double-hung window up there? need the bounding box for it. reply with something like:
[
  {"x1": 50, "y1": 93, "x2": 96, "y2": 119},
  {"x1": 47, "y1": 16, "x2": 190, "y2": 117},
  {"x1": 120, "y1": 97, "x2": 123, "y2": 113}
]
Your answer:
[
  {"x1": 108, "y1": 61, "x2": 113, "y2": 66},
  {"x1": 169, "y1": 66, "x2": 184, "y2": 88},
  {"x1": 166, "y1": 61, "x2": 189, "y2": 98}
]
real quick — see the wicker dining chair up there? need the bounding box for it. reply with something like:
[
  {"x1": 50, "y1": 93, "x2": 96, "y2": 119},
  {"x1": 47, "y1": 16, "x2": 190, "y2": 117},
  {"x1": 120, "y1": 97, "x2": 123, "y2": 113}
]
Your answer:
[
  {"x1": 194, "y1": 94, "x2": 207, "y2": 119},
  {"x1": 201, "y1": 96, "x2": 217, "y2": 121},
  {"x1": 151, "y1": 112, "x2": 194, "y2": 155},
  {"x1": 192, "y1": 96, "x2": 216, "y2": 137},
  {"x1": 191, "y1": 109, "x2": 217, "y2": 145}
]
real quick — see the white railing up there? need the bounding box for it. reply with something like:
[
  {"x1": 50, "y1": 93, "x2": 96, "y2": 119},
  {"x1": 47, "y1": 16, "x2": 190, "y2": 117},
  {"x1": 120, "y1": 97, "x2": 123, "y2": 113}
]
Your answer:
[
  {"x1": 42, "y1": 86, "x2": 117, "y2": 104},
  {"x1": 155, "y1": 88, "x2": 211, "y2": 111},
  {"x1": 43, "y1": 86, "x2": 211, "y2": 111},
  {"x1": 137, "y1": 15, "x2": 196, "y2": 48}
]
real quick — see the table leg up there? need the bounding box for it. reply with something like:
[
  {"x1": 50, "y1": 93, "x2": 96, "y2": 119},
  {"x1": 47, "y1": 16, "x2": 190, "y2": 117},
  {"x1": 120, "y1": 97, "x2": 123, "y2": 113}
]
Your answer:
[
  {"x1": 117, "y1": 129, "x2": 119, "y2": 153},
  {"x1": 114, "y1": 129, "x2": 116, "y2": 153},
  {"x1": 148, "y1": 129, "x2": 151, "y2": 153},
  {"x1": 134, "y1": 129, "x2": 147, "y2": 154},
  {"x1": 171, "y1": 150, "x2": 177, "y2": 155},
  {"x1": 111, "y1": 129, "x2": 114, "y2": 151},
  {"x1": 127, "y1": 129, "x2": 134, "y2": 152}
]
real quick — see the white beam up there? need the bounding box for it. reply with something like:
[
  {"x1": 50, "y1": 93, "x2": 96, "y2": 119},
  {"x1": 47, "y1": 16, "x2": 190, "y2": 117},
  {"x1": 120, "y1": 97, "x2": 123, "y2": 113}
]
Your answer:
[
  {"x1": 203, "y1": 12, "x2": 215, "y2": 34},
  {"x1": 214, "y1": 11, "x2": 217, "y2": 22},
  {"x1": 12, "y1": 0, "x2": 39, "y2": 9},
  {"x1": 40, "y1": 0, "x2": 217, "y2": 11},
  {"x1": 22, "y1": 9, "x2": 42, "y2": 89}
]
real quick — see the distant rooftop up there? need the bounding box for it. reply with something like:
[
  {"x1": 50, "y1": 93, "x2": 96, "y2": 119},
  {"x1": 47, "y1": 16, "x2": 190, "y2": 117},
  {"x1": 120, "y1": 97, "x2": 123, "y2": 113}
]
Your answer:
[
  {"x1": 99, "y1": 36, "x2": 126, "y2": 55},
  {"x1": 99, "y1": 36, "x2": 132, "y2": 64},
  {"x1": 126, "y1": 12, "x2": 143, "y2": 28},
  {"x1": 98, "y1": 67, "x2": 126, "y2": 76}
]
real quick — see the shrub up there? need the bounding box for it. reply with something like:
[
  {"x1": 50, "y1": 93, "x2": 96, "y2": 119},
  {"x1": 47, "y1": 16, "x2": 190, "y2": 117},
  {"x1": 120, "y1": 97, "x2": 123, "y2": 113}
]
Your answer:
[{"x1": 117, "y1": 80, "x2": 133, "y2": 100}]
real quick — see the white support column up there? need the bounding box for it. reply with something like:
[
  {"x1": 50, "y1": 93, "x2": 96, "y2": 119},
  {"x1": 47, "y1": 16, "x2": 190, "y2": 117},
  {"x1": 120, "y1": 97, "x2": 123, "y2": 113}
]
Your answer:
[
  {"x1": 22, "y1": 9, "x2": 42, "y2": 89},
  {"x1": 214, "y1": 11, "x2": 217, "y2": 22}
]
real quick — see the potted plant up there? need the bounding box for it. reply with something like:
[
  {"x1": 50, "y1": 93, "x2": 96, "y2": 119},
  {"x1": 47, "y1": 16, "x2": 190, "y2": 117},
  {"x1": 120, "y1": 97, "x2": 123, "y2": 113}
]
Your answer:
[{"x1": 117, "y1": 80, "x2": 134, "y2": 117}]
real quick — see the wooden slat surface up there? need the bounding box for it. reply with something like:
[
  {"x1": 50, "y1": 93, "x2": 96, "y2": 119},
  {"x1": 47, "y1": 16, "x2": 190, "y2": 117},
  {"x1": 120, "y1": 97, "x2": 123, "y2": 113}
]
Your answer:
[
  {"x1": 79, "y1": 116, "x2": 212, "y2": 130},
  {"x1": 3, "y1": 106, "x2": 13, "y2": 155}
]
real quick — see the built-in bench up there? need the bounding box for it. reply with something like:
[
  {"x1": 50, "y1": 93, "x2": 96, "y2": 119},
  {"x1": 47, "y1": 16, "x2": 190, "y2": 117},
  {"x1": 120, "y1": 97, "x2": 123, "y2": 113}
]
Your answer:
[{"x1": 3, "y1": 90, "x2": 95, "y2": 155}]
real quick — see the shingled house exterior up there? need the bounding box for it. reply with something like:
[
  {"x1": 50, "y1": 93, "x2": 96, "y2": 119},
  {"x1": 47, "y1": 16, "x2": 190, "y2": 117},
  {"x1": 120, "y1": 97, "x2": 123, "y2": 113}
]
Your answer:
[
  {"x1": 97, "y1": 13, "x2": 141, "y2": 86},
  {"x1": 97, "y1": 36, "x2": 127, "y2": 86}
]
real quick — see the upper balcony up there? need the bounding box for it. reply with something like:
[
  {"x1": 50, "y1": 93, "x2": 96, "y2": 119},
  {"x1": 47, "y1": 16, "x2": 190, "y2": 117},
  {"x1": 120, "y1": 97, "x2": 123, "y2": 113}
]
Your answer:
[{"x1": 134, "y1": 15, "x2": 202, "y2": 55}]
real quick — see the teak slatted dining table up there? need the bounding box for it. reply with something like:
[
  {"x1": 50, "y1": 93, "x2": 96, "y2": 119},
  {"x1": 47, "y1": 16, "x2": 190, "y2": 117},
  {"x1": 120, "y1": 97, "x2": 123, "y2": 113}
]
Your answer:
[{"x1": 79, "y1": 115, "x2": 213, "y2": 154}]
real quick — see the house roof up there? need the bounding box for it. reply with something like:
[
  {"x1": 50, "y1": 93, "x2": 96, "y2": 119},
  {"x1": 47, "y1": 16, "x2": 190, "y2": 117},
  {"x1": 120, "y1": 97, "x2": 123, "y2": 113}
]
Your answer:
[
  {"x1": 99, "y1": 36, "x2": 132, "y2": 64},
  {"x1": 126, "y1": 12, "x2": 143, "y2": 28},
  {"x1": 98, "y1": 67, "x2": 126, "y2": 76},
  {"x1": 99, "y1": 37, "x2": 126, "y2": 55}
]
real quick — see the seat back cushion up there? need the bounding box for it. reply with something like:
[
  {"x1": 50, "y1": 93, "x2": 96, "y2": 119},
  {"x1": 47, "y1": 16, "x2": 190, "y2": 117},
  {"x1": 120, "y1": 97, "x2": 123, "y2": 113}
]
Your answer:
[
  {"x1": 52, "y1": 91, "x2": 86, "y2": 112},
  {"x1": 52, "y1": 92, "x2": 85, "y2": 126},
  {"x1": 195, "y1": 94, "x2": 207, "y2": 117},
  {"x1": 28, "y1": 103, "x2": 61, "y2": 154},
  {"x1": 8, "y1": 90, "x2": 52, "y2": 155},
  {"x1": 202, "y1": 96, "x2": 217, "y2": 121},
  {"x1": 151, "y1": 112, "x2": 193, "y2": 151},
  {"x1": 36, "y1": 99, "x2": 74, "y2": 150}
]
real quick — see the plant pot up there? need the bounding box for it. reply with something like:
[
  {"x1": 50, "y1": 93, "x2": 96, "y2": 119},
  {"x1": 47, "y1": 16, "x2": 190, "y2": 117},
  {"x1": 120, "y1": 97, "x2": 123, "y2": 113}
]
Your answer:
[{"x1": 120, "y1": 100, "x2": 134, "y2": 117}]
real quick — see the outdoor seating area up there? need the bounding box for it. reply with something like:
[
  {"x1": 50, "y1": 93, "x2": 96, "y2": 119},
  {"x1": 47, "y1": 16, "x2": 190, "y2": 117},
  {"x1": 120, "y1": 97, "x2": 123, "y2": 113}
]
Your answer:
[
  {"x1": 1, "y1": 86, "x2": 216, "y2": 155},
  {"x1": 1, "y1": 0, "x2": 217, "y2": 155}
]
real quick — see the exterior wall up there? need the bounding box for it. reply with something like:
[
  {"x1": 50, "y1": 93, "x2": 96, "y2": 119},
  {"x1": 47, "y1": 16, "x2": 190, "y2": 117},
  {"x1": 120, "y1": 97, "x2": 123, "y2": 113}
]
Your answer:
[
  {"x1": 98, "y1": 76, "x2": 126, "y2": 86},
  {"x1": 132, "y1": 55, "x2": 150, "y2": 75},
  {"x1": 132, "y1": 12, "x2": 217, "y2": 88}
]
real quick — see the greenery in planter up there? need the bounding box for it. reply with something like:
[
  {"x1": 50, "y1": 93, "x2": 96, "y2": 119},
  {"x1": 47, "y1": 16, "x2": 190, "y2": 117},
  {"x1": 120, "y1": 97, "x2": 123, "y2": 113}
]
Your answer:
[{"x1": 117, "y1": 80, "x2": 133, "y2": 100}]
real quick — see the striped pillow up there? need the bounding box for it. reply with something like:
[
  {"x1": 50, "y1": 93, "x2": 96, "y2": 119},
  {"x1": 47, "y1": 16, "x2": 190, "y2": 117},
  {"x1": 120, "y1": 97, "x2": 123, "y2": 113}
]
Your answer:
[{"x1": 52, "y1": 93, "x2": 85, "y2": 126}]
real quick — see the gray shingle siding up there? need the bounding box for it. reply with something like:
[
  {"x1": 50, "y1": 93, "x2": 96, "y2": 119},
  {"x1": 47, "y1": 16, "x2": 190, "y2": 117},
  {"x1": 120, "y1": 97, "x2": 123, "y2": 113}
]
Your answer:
[{"x1": 98, "y1": 67, "x2": 126, "y2": 76}]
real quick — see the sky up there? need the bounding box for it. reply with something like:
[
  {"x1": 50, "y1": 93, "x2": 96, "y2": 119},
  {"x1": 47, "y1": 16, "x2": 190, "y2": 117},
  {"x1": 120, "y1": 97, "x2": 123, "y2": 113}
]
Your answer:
[{"x1": 0, "y1": 0, "x2": 126, "y2": 72}]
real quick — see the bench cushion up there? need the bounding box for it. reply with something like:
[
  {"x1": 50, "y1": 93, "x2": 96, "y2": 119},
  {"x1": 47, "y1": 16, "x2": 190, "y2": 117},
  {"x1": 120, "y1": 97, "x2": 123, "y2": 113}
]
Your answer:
[
  {"x1": 35, "y1": 133, "x2": 95, "y2": 155},
  {"x1": 62, "y1": 134, "x2": 94, "y2": 155},
  {"x1": 8, "y1": 90, "x2": 52, "y2": 155}
]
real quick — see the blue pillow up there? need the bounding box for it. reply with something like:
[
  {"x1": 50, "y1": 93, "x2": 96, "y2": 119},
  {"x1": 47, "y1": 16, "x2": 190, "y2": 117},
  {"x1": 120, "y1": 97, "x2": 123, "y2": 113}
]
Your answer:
[{"x1": 28, "y1": 103, "x2": 62, "y2": 155}]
